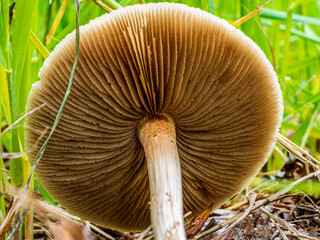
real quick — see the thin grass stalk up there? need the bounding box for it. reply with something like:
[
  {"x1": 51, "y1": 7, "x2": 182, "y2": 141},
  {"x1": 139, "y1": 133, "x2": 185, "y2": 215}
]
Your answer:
[
  {"x1": 1, "y1": 69, "x2": 11, "y2": 125},
  {"x1": 301, "y1": 102, "x2": 320, "y2": 149},
  {"x1": 22, "y1": 155, "x2": 33, "y2": 240},
  {"x1": 261, "y1": 8, "x2": 320, "y2": 25},
  {"x1": 100, "y1": 0, "x2": 122, "y2": 9},
  {"x1": 0, "y1": 0, "x2": 11, "y2": 71},
  {"x1": 92, "y1": 0, "x2": 113, "y2": 13},
  {"x1": 45, "y1": 0, "x2": 69, "y2": 46},
  {"x1": 231, "y1": 5, "x2": 263, "y2": 27},
  {"x1": 280, "y1": 2, "x2": 294, "y2": 82},
  {"x1": 10, "y1": 0, "x2": 38, "y2": 188},
  {"x1": 0, "y1": 67, "x2": 6, "y2": 221},
  {"x1": 208, "y1": 0, "x2": 213, "y2": 14},
  {"x1": 44, "y1": 1, "x2": 53, "y2": 43},
  {"x1": 0, "y1": 0, "x2": 13, "y2": 128}
]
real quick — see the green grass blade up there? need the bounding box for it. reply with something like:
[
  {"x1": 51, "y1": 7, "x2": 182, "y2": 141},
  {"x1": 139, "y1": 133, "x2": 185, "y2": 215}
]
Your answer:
[
  {"x1": 24, "y1": 0, "x2": 80, "y2": 196},
  {"x1": 11, "y1": 0, "x2": 37, "y2": 107},
  {"x1": 47, "y1": 1, "x2": 100, "y2": 50},
  {"x1": 1, "y1": 66, "x2": 11, "y2": 125},
  {"x1": 262, "y1": 19, "x2": 320, "y2": 43},
  {"x1": 101, "y1": 0, "x2": 122, "y2": 9},
  {"x1": 208, "y1": 0, "x2": 213, "y2": 14},
  {"x1": 261, "y1": 8, "x2": 320, "y2": 25},
  {"x1": 0, "y1": 158, "x2": 8, "y2": 218},
  {"x1": 8, "y1": 0, "x2": 80, "y2": 238},
  {"x1": 280, "y1": 5, "x2": 293, "y2": 82},
  {"x1": 287, "y1": 54, "x2": 320, "y2": 73},
  {"x1": 119, "y1": 0, "x2": 139, "y2": 7},
  {"x1": 0, "y1": 68, "x2": 7, "y2": 220},
  {"x1": 0, "y1": 0, "x2": 11, "y2": 70},
  {"x1": 29, "y1": 32, "x2": 50, "y2": 59},
  {"x1": 34, "y1": 180, "x2": 56, "y2": 205},
  {"x1": 255, "y1": 178, "x2": 320, "y2": 197},
  {"x1": 289, "y1": 27, "x2": 320, "y2": 43},
  {"x1": 301, "y1": 102, "x2": 320, "y2": 148},
  {"x1": 45, "y1": 0, "x2": 69, "y2": 46},
  {"x1": 10, "y1": 0, "x2": 38, "y2": 187}
]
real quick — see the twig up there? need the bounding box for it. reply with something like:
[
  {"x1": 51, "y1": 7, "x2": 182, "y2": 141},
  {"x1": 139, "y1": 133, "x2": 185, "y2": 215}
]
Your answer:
[
  {"x1": 6, "y1": 187, "x2": 39, "y2": 240},
  {"x1": 88, "y1": 224, "x2": 115, "y2": 240},
  {"x1": 304, "y1": 195, "x2": 320, "y2": 214},
  {"x1": 270, "y1": 218, "x2": 289, "y2": 240},
  {"x1": 136, "y1": 226, "x2": 151, "y2": 240},
  {"x1": 224, "y1": 199, "x2": 248, "y2": 211},
  {"x1": 191, "y1": 212, "x2": 242, "y2": 240},
  {"x1": 213, "y1": 193, "x2": 257, "y2": 240},
  {"x1": 192, "y1": 170, "x2": 320, "y2": 239},
  {"x1": 260, "y1": 207, "x2": 318, "y2": 240},
  {"x1": 144, "y1": 235, "x2": 153, "y2": 240}
]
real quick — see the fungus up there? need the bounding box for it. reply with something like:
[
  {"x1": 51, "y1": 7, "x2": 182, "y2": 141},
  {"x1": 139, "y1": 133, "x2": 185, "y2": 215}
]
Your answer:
[{"x1": 25, "y1": 3, "x2": 283, "y2": 240}]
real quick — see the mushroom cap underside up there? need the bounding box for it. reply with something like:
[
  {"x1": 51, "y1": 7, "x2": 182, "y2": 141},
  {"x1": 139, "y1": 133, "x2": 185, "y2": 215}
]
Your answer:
[{"x1": 25, "y1": 3, "x2": 283, "y2": 231}]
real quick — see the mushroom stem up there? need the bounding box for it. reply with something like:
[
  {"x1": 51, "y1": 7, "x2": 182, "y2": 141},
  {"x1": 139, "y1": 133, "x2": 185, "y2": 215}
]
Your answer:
[{"x1": 139, "y1": 117, "x2": 186, "y2": 240}]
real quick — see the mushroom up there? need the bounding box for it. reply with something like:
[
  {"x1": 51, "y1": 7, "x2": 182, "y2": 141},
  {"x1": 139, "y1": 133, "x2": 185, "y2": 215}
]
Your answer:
[{"x1": 25, "y1": 3, "x2": 283, "y2": 240}]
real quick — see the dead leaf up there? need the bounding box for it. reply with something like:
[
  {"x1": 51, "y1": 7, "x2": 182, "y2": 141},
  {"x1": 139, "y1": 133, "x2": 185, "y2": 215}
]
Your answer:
[
  {"x1": 0, "y1": 196, "x2": 22, "y2": 240},
  {"x1": 186, "y1": 205, "x2": 213, "y2": 237},
  {"x1": 45, "y1": 218, "x2": 91, "y2": 240}
]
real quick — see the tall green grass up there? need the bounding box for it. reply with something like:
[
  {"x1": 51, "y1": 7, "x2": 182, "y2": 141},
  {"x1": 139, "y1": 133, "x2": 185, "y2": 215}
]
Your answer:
[{"x1": 0, "y1": 0, "x2": 320, "y2": 237}]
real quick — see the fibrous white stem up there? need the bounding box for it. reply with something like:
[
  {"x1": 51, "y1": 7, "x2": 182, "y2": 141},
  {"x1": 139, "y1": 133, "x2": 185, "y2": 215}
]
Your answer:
[{"x1": 139, "y1": 117, "x2": 186, "y2": 240}]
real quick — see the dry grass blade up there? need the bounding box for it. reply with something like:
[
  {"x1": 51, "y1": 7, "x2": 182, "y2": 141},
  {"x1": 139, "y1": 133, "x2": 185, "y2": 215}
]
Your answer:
[
  {"x1": 45, "y1": 0, "x2": 69, "y2": 46},
  {"x1": 41, "y1": 218, "x2": 91, "y2": 240},
  {"x1": 277, "y1": 134, "x2": 319, "y2": 169},
  {"x1": 134, "y1": 226, "x2": 151, "y2": 240},
  {"x1": 34, "y1": 199, "x2": 97, "y2": 240},
  {"x1": 89, "y1": 224, "x2": 115, "y2": 240},
  {"x1": 270, "y1": 218, "x2": 289, "y2": 240},
  {"x1": 213, "y1": 193, "x2": 257, "y2": 240},
  {"x1": 0, "y1": 152, "x2": 26, "y2": 159},
  {"x1": 35, "y1": 200, "x2": 115, "y2": 240},
  {"x1": 260, "y1": 207, "x2": 318, "y2": 240},
  {"x1": 0, "y1": 196, "x2": 21, "y2": 240},
  {"x1": 231, "y1": 0, "x2": 271, "y2": 27},
  {"x1": 231, "y1": 7, "x2": 263, "y2": 27},
  {"x1": 92, "y1": 0, "x2": 113, "y2": 12},
  {"x1": 192, "y1": 170, "x2": 320, "y2": 239},
  {"x1": 0, "y1": 104, "x2": 45, "y2": 139},
  {"x1": 0, "y1": 187, "x2": 96, "y2": 240},
  {"x1": 191, "y1": 212, "x2": 242, "y2": 240}
]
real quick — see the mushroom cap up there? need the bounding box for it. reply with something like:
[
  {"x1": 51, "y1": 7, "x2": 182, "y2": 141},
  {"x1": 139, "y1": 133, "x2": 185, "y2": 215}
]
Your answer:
[{"x1": 25, "y1": 3, "x2": 283, "y2": 231}]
